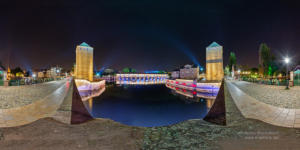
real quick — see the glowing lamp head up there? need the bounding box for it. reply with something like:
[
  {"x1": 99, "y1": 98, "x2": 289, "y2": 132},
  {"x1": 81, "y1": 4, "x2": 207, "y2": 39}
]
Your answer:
[
  {"x1": 284, "y1": 57, "x2": 290, "y2": 64},
  {"x1": 32, "y1": 74, "x2": 36, "y2": 78}
]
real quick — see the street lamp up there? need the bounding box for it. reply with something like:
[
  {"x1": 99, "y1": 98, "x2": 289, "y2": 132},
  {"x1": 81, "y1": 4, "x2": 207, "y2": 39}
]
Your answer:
[
  {"x1": 284, "y1": 57, "x2": 290, "y2": 89},
  {"x1": 284, "y1": 57, "x2": 290, "y2": 64}
]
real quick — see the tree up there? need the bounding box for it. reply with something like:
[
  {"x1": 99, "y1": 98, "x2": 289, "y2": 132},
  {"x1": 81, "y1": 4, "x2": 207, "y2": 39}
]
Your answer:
[
  {"x1": 259, "y1": 43, "x2": 271, "y2": 77},
  {"x1": 11, "y1": 67, "x2": 23, "y2": 75},
  {"x1": 122, "y1": 67, "x2": 137, "y2": 73},
  {"x1": 250, "y1": 68, "x2": 259, "y2": 74},
  {"x1": 16, "y1": 72, "x2": 24, "y2": 78},
  {"x1": 229, "y1": 52, "x2": 237, "y2": 72},
  {"x1": 224, "y1": 65, "x2": 230, "y2": 76},
  {"x1": 131, "y1": 69, "x2": 136, "y2": 73},
  {"x1": 122, "y1": 67, "x2": 130, "y2": 73},
  {"x1": 259, "y1": 43, "x2": 278, "y2": 77}
]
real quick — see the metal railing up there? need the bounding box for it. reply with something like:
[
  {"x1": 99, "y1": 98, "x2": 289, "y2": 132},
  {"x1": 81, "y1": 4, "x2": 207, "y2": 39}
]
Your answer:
[
  {"x1": 7, "y1": 77, "x2": 64, "y2": 86},
  {"x1": 241, "y1": 77, "x2": 288, "y2": 86}
]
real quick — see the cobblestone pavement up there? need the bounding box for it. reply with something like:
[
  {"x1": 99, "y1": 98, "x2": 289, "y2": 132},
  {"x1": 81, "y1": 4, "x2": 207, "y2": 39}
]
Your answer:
[
  {"x1": 1, "y1": 82, "x2": 300, "y2": 149},
  {"x1": 142, "y1": 83, "x2": 300, "y2": 150},
  {"x1": 232, "y1": 81, "x2": 300, "y2": 109},
  {"x1": 0, "y1": 79, "x2": 67, "y2": 109},
  {"x1": 227, "y1": 81, "x2": 300, "y2": 128},
  {"x1": 0, "y1": 118, "x2": 144, "y2": 150},
  {"x1": 0, "y1": 79, "x2": 71, "y2": 127}
]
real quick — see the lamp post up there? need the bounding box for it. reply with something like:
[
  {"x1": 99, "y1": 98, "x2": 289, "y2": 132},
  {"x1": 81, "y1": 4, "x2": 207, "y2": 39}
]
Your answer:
[{"x1": 284, "y1": 57, "x2": 290, "y2": 89}]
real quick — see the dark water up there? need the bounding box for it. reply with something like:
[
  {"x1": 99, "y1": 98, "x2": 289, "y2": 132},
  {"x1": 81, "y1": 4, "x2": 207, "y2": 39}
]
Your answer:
[{"x1": 84, "y1": 85, "x2": 211, "y2": 127}]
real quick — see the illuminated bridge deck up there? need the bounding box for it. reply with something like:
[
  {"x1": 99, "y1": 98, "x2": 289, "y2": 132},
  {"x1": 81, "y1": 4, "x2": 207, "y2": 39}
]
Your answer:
[{"x1": 116, "y1": 74, "x2": 168, "y2": 85}]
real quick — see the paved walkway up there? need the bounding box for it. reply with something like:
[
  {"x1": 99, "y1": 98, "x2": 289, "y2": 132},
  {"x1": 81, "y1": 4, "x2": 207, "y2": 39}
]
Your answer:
[
  {"x1": 0, "y1": 80, "x2": 66, "y2": 109},
  {"x1": 0, "y1": 79, "x2": 71, "y2": 127},
  {"x1": 232, "y1": 81, "x2": 300, "y2": 109},
  {"x1": 226, "y1": 80, "x2": 300, "y2": 128}
]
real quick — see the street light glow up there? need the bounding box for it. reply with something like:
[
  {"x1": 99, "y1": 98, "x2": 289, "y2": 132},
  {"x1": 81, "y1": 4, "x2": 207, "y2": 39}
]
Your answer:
[{"x1": 284, "y1": 57, "x2": 290, "y2": 64}]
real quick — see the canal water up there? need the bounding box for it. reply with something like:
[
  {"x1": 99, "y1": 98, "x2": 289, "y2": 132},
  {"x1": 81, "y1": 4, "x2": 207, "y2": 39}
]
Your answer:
[{"x1": 83, "y1": 85, "x2": 212, "y2": 127}]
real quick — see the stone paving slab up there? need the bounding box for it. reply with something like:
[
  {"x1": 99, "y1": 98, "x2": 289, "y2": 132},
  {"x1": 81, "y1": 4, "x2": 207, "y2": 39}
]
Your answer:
[
  {"x1": 0, "y1": 79, "x2": 71, "y2": 127},
  {"x1": 226, "y1": 81, "x2": 300, "y2": 128},
  {"x1": 232, "y1": 81, "x2": 300, "y2": 109},
  {"x1": 0, "y1": 80, "x2": 67, "y2": 109}
]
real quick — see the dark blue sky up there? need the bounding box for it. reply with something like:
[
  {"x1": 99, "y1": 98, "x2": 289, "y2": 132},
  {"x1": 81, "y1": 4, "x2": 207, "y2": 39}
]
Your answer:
[{"x1": 0, "y1": 0, "x2": 299, "y2": 71}]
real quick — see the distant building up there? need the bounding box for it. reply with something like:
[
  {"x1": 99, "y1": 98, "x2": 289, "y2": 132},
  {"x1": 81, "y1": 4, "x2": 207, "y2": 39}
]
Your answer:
[
  {"x1": 100, "y1": 75, "x2": 115, "y2": 83},
  {"x1": 32, "y1": 69, "x2": 44, "y2": 78},
  {"x1": 37, "y1": 71, "x2": 45, "y2": 78},
  {"x1": 102, "y1": 68, "x2": 115, "y2": 75},
  {"x1": 46, "y1": 67, "x2": 62, "y2": 78},
  {"x1": 179, "y1": 64, "x2": 199, "y2": 80},
  {"x1": 0, "y1": 66, "x2": 6, "y2": 81},
  {"x1": 293, "y1": 66, "x2": 300, "y2": 86},
  {"x1": 75, "y1": 42, "x2": 94, "y2": 81},
  {"x1": 171, "y1": 70, "x2": 180, "y2": 79},
  {"x1": 206, "y1": 42, "x2": 224, "y2": 81}
]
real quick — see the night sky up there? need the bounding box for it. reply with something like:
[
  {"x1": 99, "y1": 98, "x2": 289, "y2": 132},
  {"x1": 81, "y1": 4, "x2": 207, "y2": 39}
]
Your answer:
[{"x1": 0, "y1": 0, "x2": 299, "y2": 71}]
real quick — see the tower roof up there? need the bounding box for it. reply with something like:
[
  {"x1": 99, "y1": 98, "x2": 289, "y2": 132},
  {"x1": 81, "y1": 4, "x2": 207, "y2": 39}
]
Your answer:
[
  {"x1": 79, "y1": 42, "x2": 91, "y2": 47},
  {"x1": 207, "y1": 42, "x2": 221, "y2": 48}
]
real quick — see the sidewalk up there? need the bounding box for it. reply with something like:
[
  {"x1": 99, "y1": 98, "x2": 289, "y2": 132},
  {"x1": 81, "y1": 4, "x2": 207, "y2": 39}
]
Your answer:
[
  {"x1": 226, "y1": 81, "x2": 300, "y2": 128},
  {"x1": 0, "y1": 79, "x2": 71, "y2": 127}
]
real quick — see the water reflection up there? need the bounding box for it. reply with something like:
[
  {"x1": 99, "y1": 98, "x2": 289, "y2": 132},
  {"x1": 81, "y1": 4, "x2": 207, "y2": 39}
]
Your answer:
[
  {"x1": 83, "y1": 85, "x2": 213, "y2": 127},
  {"x1": 87, "y1": 98, "x2": 93, "y2": 111}
]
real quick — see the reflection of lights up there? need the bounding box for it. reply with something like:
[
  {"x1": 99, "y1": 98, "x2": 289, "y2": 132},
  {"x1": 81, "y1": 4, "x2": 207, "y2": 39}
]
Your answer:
[
  {"x1": 193, "y1": 91, "x2": 197, "y2": 95},
  {"x1": 192, "y1": 84, "x2": 196, "y2": 87},
  {"x1": 176, "y1": 81, "x2": 179, "y2": 84}
]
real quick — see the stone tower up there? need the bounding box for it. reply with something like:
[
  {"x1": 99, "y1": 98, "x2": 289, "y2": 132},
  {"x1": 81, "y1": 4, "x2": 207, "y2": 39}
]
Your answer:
[
  {"x1": 75, "y1": 42, "x2": 94, "y2": 81},
  {"x1": 206, "y1": 42, "x2": 224, "y2": 81}
]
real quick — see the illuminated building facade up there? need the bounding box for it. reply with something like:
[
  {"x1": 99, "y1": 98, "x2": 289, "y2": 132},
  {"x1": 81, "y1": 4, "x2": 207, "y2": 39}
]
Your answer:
[
  {"x1": 75, "y1": 42, "x2": 94, "y2": 81},
  {"x1": 179, "y1": 64, "x2": 199, "y2": 80},
  {"x1": 171, "y1": 70, "x2": 180, "y2": 79},
  {"x1": 48, "y1": 66, "x2": 62, "y2": 78},
  {"x1": 206, "y1": 42, "x2": 224, "y2": 81}
]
